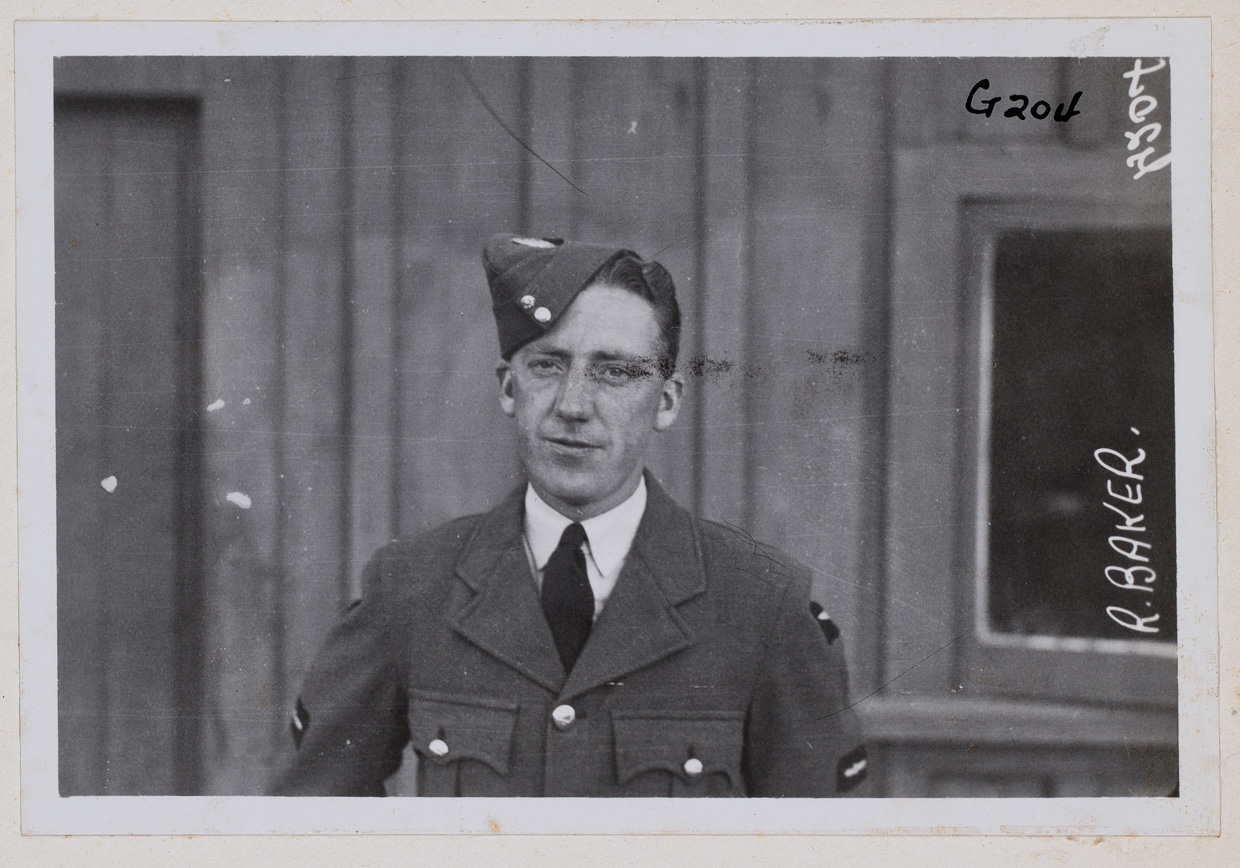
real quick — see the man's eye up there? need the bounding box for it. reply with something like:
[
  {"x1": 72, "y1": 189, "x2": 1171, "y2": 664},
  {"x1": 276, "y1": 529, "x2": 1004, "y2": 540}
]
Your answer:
[
  {"x1": 527, "y1": 358, "x2": 561, "y2": 374},
  {"x1": 597, "y1": 364, "x2": 643, "y2": 383}
]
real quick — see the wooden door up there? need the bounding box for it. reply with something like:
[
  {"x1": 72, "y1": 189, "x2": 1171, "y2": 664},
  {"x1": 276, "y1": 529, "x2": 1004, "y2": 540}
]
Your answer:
[{"x1": 55, "y1": 97, "x2": 204, "y2": 795}]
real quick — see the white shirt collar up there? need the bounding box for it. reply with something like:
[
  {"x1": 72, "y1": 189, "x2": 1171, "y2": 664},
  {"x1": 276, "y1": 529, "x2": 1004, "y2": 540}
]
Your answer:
[{"x1": 523, "y1": 476, "x2": 648, "y2": 576}]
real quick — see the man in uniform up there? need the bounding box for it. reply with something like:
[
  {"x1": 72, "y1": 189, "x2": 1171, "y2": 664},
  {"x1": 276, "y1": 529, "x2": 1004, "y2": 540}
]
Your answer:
[{"x1": 270, "y1": 234, "x2": 867, "y2": 797}]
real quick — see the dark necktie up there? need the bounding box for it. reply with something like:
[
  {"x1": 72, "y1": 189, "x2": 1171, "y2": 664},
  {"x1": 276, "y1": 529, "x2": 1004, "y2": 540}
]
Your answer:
[{"x1": 540, "y1": 522, "x2": 594, "y2": 672}]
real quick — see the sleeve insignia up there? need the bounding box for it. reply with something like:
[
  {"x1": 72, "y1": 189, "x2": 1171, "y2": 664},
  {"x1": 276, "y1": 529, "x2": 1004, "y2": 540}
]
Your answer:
[
  {"x1": 836, "y1": 745, "x2": 868, "y2": 792},
  {"x1": 809, "y1": 600, "x2": 841, "y2": 644}
]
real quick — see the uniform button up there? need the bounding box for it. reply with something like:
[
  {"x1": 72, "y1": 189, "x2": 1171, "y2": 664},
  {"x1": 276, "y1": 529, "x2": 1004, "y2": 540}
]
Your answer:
[
  {"x1": 428, "y1": 738, "x2": 449, "y2": 757},
  {"x1": 551, "y1": 704, "x2": 576, "y2": 729},
  {"x1": 534, "y1": 306, "x2": 552, "y2": 323},
  {"x1": 683, "y1": 757, "x2": 703, "y2": 777},
  {"x1": 519, "y1": 294, "x2": 536, "y2": 310}
]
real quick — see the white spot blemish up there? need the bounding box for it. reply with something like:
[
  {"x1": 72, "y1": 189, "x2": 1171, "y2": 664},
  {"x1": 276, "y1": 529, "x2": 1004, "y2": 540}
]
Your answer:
[
  {"x1": 100, "y1": 476, "x2": 118, "y2": 493},
  {"x1": 225, "y1": 491, "x2": 252, "y2": 509},
  {"x1": 243, "y1": 398, "x2": 251, "y2": 405},
  {"x1": 207, "y1": 399, "x2": 226, "y2": 411},
  {"x1": 627, "y1": 120, "x2": 638, "y2": 134},
  {"x1": 1068, "y1": 25, "x2": 1109, "y2": 57},
  {"x1": 843, "y1": 758, "x2": 867, "y2": 778}
]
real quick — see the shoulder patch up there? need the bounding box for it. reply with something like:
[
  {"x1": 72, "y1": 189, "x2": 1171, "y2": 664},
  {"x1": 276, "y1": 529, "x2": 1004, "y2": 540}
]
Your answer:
[
  {"x1": 809, "y1": 600, "x2": 841, "y2": 644},
  {"x1": 836, "y1": 745, "x2": 868, "y2": 792}
]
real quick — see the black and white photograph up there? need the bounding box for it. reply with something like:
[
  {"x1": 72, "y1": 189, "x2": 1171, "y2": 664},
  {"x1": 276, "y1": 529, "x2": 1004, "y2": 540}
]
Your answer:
[{"x1": 15, "y1": 19, "x2": 1216, "y2": 834}]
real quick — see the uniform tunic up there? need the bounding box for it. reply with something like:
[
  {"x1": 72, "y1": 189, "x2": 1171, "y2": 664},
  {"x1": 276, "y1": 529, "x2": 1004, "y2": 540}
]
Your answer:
[{"x1": 270, "y1": 474, "x2": 867, "y2": 797}]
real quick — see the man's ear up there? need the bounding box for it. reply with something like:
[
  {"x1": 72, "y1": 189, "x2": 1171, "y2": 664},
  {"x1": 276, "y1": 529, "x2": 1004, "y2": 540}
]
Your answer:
[
  {"x1": 496, "y1": 360, "x2": 516, "y2": 417},
  {"x1": 654, "y1": 373, "x2": 684, "y2": 432}
]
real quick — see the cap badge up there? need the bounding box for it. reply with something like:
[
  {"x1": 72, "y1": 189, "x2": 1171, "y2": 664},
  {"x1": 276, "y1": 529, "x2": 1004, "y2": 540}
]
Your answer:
[
  {"x1": 512, "y1": 236, "x2": 556, "y2": 248},
  {"x1": 519, "y1": 295, "x2": 536, "y2": 310}
]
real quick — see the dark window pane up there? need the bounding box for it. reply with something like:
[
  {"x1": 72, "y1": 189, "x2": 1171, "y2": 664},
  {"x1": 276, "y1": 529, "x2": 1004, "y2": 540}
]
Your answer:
[{"x1": 986, "y1": 228, "x2": 1175, "y2": 642}]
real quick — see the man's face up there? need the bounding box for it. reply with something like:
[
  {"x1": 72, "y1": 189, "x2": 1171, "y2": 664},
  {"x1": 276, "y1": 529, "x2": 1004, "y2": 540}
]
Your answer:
[{"x1": 498, "y1": 283, "x2": 683, "y2": 520}]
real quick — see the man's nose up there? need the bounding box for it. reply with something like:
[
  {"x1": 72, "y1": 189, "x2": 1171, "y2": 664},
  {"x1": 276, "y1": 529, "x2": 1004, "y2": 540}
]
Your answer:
[{"x1": 553, "y1": 365, "x2": 595, "y2": 420}]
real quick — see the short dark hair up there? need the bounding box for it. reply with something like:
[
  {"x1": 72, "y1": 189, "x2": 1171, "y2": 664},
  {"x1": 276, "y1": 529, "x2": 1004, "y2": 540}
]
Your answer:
[{"x1": 588, "y1": 254, "x2": 681, "y2": 378}]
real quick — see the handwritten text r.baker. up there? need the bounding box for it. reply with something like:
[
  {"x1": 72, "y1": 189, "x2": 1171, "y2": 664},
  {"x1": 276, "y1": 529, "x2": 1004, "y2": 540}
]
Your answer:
[{"x1": 1096, "y1": 438, "x2": 1160, "y2": 635}]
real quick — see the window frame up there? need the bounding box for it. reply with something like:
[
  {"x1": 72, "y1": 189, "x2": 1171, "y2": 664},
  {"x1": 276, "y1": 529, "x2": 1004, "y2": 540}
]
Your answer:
[{"x1": 880, "y1": 145, "x2": 1176, "y2": 711}]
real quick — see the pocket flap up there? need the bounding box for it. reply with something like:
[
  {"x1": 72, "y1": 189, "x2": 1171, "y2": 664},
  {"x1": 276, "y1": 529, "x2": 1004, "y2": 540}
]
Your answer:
[
  {"x1": 611, "y1": 709, "x2": 744, "y2": 789},
  {"x1": 408, "y1": 688, "x2": 519, "y2": 776}
]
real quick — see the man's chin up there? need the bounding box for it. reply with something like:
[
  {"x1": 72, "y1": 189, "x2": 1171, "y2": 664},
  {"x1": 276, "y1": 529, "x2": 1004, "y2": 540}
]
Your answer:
[
  {"x1": 538, "y1": 479, "x2": 604, "y2": 510},
  {"x1": 528, "y1": 470, "x2": 627, "y2": 515}
]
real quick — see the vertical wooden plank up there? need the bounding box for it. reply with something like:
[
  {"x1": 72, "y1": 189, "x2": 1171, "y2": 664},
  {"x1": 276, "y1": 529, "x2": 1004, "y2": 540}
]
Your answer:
[
  {"x1": 740, "y1": 59, "x2": 889, "y2": 679},
  {"x1": 851, "y1": 59, "x2": 898, "y2": 697},
  {"x1": 55, "y1": 100, "x2": 113, "y2": 796},
  {"x1": 194, "y1": 57, "x2": 290, "y2": 794},
  {"x1": 336, "y1": 60, "x2": 358, "y2": 612},
  {"x1": 276, "y1": 56, "x2": 351, "y2": 738},
  {"x1": 171, "y1": 95, "x2": 207, "y2": 798},
  {"x1": 697, "y1": 58, "x2": 755, "y2": 523},
  {"x1": 389, "y1": 59, "x2": 413, "y2": 542},
  {"x1": 266, "y1": 60, "x2": 296, "y2": 772},
  {"x1": 345, "y1": 57, "x2": 401, "y2": 598},
  {"x1": 686, "y1": 60, "x2": 710, "y2": 514},
  {"x1": 526, "y1": 58, "x2": 579, "y2": 237},
  {"x1": 383, "y1": 64, "x2": 416, "y2": 796},
  {"x1": 515, "y1": 57, "x2": 535, "y2": 232},
  {"x1": 107, "y1": 104, "x2": 194, "y2": 794},
  {"x1": 395, "y1": 57, "x2": 525, "y2": 538}
]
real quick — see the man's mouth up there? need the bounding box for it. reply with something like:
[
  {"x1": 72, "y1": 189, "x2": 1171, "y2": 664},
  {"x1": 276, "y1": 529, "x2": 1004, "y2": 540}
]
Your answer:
[{"x1": 544, "y1": 435, "x2": 601, "y2": 451}]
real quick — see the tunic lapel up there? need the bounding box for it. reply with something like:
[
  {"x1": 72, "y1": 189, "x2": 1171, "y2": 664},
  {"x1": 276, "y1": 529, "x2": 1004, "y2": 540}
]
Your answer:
[
  {"x1": 450, "y1": 486, "x2": 567, "y2": 694},
  {"x1": 559, "y1": 475, "x2": 707, "y2": 700}
]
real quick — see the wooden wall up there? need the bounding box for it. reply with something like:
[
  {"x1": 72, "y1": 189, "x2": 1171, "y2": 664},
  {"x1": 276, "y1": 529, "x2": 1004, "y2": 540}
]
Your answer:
[{"x1": 53, "y1": 55, "x2": 1176, "y2": 798}]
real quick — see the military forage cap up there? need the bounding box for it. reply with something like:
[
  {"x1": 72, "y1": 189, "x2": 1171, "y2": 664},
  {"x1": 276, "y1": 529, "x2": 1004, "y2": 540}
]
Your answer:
[{"x1": 484, "y1": 233, "x2": 638, "y2": 359}]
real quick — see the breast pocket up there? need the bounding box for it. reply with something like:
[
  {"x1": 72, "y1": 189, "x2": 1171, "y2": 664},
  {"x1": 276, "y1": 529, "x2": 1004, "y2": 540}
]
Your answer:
[
  {"x1": 611, "y1": 709, "x2": 746, "y2": 797},
  {"x1": 407, "y1": 688, "x2": 519, "y2": 797}
]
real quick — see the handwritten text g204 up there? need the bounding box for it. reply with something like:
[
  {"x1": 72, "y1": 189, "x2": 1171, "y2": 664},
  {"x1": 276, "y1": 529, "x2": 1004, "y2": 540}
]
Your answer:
[{"x1": 966, "y1": 79, "x2": 1083, "y2": 122}]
